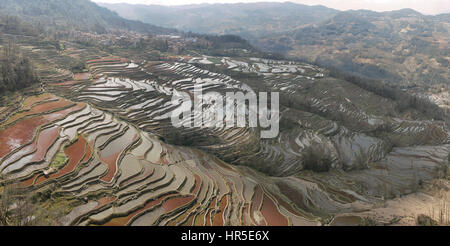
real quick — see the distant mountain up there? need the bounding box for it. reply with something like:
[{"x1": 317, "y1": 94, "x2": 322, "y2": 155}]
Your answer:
[
  {"x1": 100, "y1": 2, "x2": 449, "y2": 85},
  {"x1": 98, "y1": 2, "x2": 339, "y2": 40},
  {"x1": 0, "y1": 0, "x2": 176, "y2": 34},
  {"x1": 258, "y1": 9, "x2": 450, "y2": 85},
  {"x1": 433, "y1": 13, "x2": 450, "y2": 22},
  {"x1": 0, "y1": 0, "x2": 268, "y2": 60}
]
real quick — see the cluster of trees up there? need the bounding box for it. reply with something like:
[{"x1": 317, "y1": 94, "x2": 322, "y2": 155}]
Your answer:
[
  {"x1": 316, "y1": 55, "x2": 399, "y2": 81},
  {"x1": 0, "y1": 183, "x2": 64, "y2": 226},
  {"x1": 302, "y1": 145, "x2": 333, "y2": 172},
  {"x1": 0, "y1": 184, "x2": 36, "y2": 226},
  {"x1": 0, "y1": 42, "x2": 39, "y2": 95},
  {"x1": 327, "y1": 66, "x2": 445, "y2": 120},
  {"x1": 0, "y1": 1, "x2": 270, "y2": 61},
  {"x1": 0, "y1": 0, "x2": 174, "y2": 35},
  {"x1": 189, "y1": 34, "x2": 260, "y2": 57},
  {"x1": 0, "y1": 15, "x2": 39, "y2": 36}
]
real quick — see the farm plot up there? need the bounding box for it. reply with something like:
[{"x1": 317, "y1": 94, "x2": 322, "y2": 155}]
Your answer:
[
  {"x1": 1, "y1": 54, "x2": 448, "y2": 226},
  {"x1": 0, "y1": 91, "x2": 312, "y2": 226}
]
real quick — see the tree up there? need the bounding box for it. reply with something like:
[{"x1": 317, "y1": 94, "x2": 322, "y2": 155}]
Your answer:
[
  {"x1": 0, "y1": 184, "x2": 36, "y2": 226},
  {"x1": 0, "y1": 41, "x2": 39, "y2": 95},
  {"x1": 302, "y1": 145, "x2": 333, "y2": 172},
  {"x1": 0, "y1": 183, "x2": 65, "y2": 226}
]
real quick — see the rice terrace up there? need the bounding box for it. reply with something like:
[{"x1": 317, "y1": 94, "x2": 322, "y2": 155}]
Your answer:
[{"x1": 0, "y1": 0, "x2": 449, "y2": 229}]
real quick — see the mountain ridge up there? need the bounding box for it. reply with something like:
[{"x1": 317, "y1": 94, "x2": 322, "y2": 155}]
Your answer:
[
  {"x1": 0, "y1": 0, "x2": 177, "y2": 35},
  {"x1": 98, "y1": 2, "x2": 339, "y2": 39},
  {"x1": 99, "y1": 2, "x2": 450, "y2": 86}
]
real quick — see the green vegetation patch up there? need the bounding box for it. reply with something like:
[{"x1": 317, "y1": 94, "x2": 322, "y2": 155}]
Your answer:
[
  {"x1": 208, "y1": 57, "x2": 222, "y2": 64},
  {"x1": 417, "y1": 214, "x2": 438, "y2": 226},
  {"x1": 50, "y1": 152, "x2": 68, "y2": 169}
]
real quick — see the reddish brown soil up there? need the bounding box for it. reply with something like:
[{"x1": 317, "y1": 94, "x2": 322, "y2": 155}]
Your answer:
[
  {"x1": 87, "y1": 56, "x2": 119, "y2": 64},
  {"x1": 99, "y1": 152, "x2": 120, "y2": 183},
  {"x1": 29, "y1": 126, "x2": 60, "y2": 162},
  {"x1": 100, "y1": 134, "x2": 138, "y2": 183},
  {"x1": 205, "y1": 197, "x2": 217, "y2": 226},
  {"x1": 52, "y1": 80, "x2": 84, "y2": 86},
  {"x1": 275, "y1": 181, "x2": 312, "y2": 213},
  {"x1": 22, "y1": 94, "x2": 57, "y2": 110},
  {"x1": 7, "y1": 99, "x2": 73, "y2": 124},
  {"x1": 159, "y1": 154, "x2": 169, "y2": 165},
  {"x1": 212, "y1": 196, "x2": 228, "y2": 226},
  {"x1": 35, "y1": 135, "x2": 87, "y2": 184},
  {"x1": 20, "y1": 173, "x2": 40, "y2": 187},
  {"x1": 192, "y1": 174, "x2": 201, "y2": 194},
  {"x1": 261, "y1": 195, "x2": 289, "y2": 226},
  {"x1": 162, "y1": 195, "x2": 195, "y2": 213},
  {"x1": 0, "y1": 102, "x2": 84, "y2": 160},
  {"x1": 74, "y1": 73, "x2": 90, "y2": 80},
  {"x1": 44, "y1": 102, "x2": 85, "y2": 121},
  {"x1": 95, "y1": 197, "x2": 117, "y2": 210},
  {"x1": 33, "y1": 100, "x2": 73, "y2": 114},
  {"x1": 103, "y1": 194, "x2": 176, "y2": 226},
  {"x1": 0, "y1": 117, "x2": 47, "y2": 159},
  {"x1": 81, "y1": 143, "x2": 92, "y2": 164},
  {"x1": 242, "y1": 203, "x2": 250, "y2": 225}
]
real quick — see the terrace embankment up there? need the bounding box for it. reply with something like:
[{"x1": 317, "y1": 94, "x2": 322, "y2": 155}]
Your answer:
[{"x1": 0, "y1": 55, "x2": 448, "y2": 226}]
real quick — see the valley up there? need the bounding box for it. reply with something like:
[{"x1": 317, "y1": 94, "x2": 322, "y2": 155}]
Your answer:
[
  {"x1": 0, "y1": 34, "x2": 448, "y2": 225},
  {"x1": 102, "y1": 2, "x2": 450, "y2": 100},
  {"x1": 0, "y1": 0, "x2": 448, "y2": 227}
]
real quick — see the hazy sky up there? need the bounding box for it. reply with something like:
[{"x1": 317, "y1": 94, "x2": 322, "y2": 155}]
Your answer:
[{"x1": 93, "y1": 0, "x2": 450, "y2": 15}]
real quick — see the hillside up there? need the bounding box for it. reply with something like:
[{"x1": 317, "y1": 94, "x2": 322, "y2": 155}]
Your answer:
[
  {"x1": 0, "y1": 0, "x2": 176, "y2": 34},
  {"x1": 0, "y1": 0, "x2": 448, "y2": 227},
  {"x1": 258, "y1": 9, "x2": 450, "y2": 86},
  {"x1": 0, "y1": 42, "x2": 39, "y2": 96},
  {"x1": 100, "y1": 2, "x2": 450, "y2": 88},
  {"x1": 98, "y1": 2, "x2": 338, "y2": 40},
  {"x1": 0, "y1": 46, "x2": 448, "y2": 225}
]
